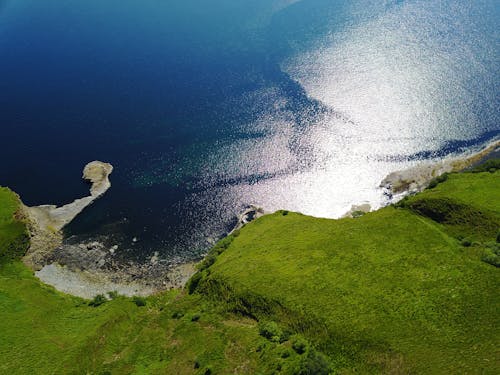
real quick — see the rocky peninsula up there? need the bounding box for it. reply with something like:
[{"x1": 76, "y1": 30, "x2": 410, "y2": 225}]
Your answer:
[
  {"x1": 19, "y1": 161, "x2": 196, "y2": 298},
  {"x1": 23, "y1": 161, "x2": 113, "y2": 269}
]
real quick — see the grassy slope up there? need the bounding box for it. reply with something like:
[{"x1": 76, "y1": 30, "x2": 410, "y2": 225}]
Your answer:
[
  {"x1": 0, "y1": 187, "x2": 29, "y2": 261},
  {"x1": 196, "y1": 171, "x2": 500, "y2": 374},
  {"x1": 0, "y1": 189, "x2": 301, "y2": 374},
  {"x1": 0, "y1": 259, "x2": 278, "y2": 375},
  {"x1": 0, "y1": 170, "x2": 499, "y2": 374}
]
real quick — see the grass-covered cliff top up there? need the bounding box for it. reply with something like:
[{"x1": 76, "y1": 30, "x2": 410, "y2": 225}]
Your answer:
[
  {"x1": 0, "y1": 187, "x2": 29, "y2": 262},
  {"x1": 1, "y1": 163, "x2": 499, "y2": 374}
]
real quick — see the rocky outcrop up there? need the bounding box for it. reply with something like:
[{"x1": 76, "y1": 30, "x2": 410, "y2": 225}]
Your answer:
[
  {"x1": 230, "y1": 204, "x2": 267, "y2": 234},
  {"x1": 20, "y1": 160, "x2": 196, "y2": 297},
  {"x1": 23, "y1": 161, "x2": 113, "y2": 269},
  {"x1": 342, "y1": 203, "x2": 371, "y2": 218},
  {"x1": 35, "y1": 239, "x2": 195, "y2": 298},
  {"x1": 380, "y1": 140, "x2": 499, "y2": 196}
]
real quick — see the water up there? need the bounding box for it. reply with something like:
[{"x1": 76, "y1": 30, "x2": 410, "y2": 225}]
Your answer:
[{"x1": 0, "y1": 0, "x2": 498, "y2": 263}]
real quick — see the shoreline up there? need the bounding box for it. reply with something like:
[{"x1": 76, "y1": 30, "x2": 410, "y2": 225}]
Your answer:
[
  {"x1": 23, "y1": 139, "x2": 500, "y2": 299},
  {"x1": 380, "y1": 139, "x2": 500, "y2": 197},
  {"x1": 23, "y1": 161, "x2": 113, "y2": 269}
]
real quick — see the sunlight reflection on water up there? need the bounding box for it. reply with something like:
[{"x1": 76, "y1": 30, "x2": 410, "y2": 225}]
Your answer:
[{"x1": 179, "y1": 1, "x2": 499, "y2": 248}]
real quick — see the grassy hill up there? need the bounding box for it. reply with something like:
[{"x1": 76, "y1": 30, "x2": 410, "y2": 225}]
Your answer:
[
  {"x1": 0, "y1": 165, "x2": 499, "y2": 374},
  {"x1": 0, "y1": 188, "x2": 29, "y2": 262}
]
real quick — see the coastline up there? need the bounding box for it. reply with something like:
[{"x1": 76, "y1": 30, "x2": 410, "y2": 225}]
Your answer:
[
  {"x1": 20, "y1": 139, "x2": 500, "y2": 298},
  {"x1": 380, "y1": 139, "x2": 500, "y2": 197}
]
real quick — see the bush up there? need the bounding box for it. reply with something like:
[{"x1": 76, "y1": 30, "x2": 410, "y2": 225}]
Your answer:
[
  {"x1": 292, "y1": 337, "x2": 309, "y2": 354},
  {"x1": 481, "y1": 252, "x2": 500, "y2": 267},
  {"x1": 351, "y1": 210, "x2": 366, "y2": 218},
  {"x1": 199, "y1": 255, "x2": 217, "y2": 271},
  {"x1": 469, "y1": 159, "x2": 500, "y2": 173},
  {"x1": 132, "y1": 296, "x2": 147, "y2": 307},
  {"x1": 427, "y1": 173, "x2": 448, "y2": 189},
  {"x1": 191, "y1": 313, "x2": 201, "y2": 322},
  {"x1": 297, "y1": 349, "x2": 330, "y2": 375},
  {"x1": 461, "y1": 238, "x2": 472, "y2": 247},
  {"x1": 280, "y1": 349, "x2": 291, "y2": 358},
  {"x1": 187, "y1": 271, "x2": 203, "y2": 294},
  {"x1": 172, "y1": 311, "x2": 184, "y2": 319},
  {"x1": 88, "y1": 294, "x2": 107, "y2": 307},
  {"x1": 491, "y1": 243, "x2": 500, "y2": 256},
  {"x1": 107, "y1": 291, "x2": 119, "y2": 300},
  {"x1": 259, "y1": 321, "x2": 283, "y2": 342}
]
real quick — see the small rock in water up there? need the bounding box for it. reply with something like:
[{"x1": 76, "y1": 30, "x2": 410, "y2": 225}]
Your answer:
[{"x1": 150, "y1": 251, "x2": 159, "y2": 265}]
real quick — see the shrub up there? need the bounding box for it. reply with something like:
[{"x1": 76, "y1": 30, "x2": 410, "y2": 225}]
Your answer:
[
  {"x1": 491, "y1": 243, "x2": 500, "y2": 256},
  {"x1": 259, "y1": 321, "x2": 283, "y2": 342},
  {"x1": 351, "y1": 210, "x2": 366, "y2": 218},
  {"x1": 481, "y1": 252, "x2": 500, "y2": 267},
  {"x1": 132, "y1": 296, "x2": 147, "y2": 307},
  {"x1": 191, "y1": 313, "x2": 201, "y2": 322},
  {"x1": 187, "y1": 271, "x2": 203, "y2": 294},
  {"x1": 297, "y1": 349, "x2": 330, "y2": 375},
  {"x1": 88, "y1": 294, "x2": 107, "y2": 307},
  {"x1": 107, "y1": 291, "x2": 119, "y2": 299},
  {"x1": 281, "y1": 349, "x2": 291, "y2": 358},
  {"x1": 427, "y1": 173, "x2": 448, "y2": 189},
  {"x1": 427, "y1": 179, "x2": 438, "y2": 189},
  {"x1": 172, "y1": 311, "x2": 184, "y2": 319},
  {"x1": 282, "y1": 210, "x2": 289, "y2": 216},
  {"x1": 461, "y1": 238, "x2": 472, "y2": 247},
  {"x1": 199, "y1": 254, "x2": 217, "y2": 271},
  {"x1": 292, "y1": 337, "x2": 309, "y2": 354},
  {"x1": 469, "y1": 159, "x2": 500, "y2": 173}
]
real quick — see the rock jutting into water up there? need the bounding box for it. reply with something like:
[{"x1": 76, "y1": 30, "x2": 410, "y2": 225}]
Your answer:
[
  {"x1": 230, "y1": 204, "x2": 267, "y2": 234},
  {"x1": 19, "y1": 160, "x2": 197, "y2": 297},
  {"x1": 23, "y1": 161, "x2": 113, "y2": 269},
  {"x1": 380, "y1": 140, "x2": 499, "y2": 197}
]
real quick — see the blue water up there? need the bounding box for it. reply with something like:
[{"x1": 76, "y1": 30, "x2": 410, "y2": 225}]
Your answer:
[{"x1": 1, "y1": 0, "x2": 498, "y2": 263}]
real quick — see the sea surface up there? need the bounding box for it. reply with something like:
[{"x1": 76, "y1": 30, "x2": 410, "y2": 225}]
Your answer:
[{"x1": 1, "y1": 0, "x2": 498, "y2": 264}]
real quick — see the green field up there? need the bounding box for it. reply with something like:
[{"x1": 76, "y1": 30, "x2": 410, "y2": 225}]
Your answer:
[
  {"x1": 0, "y1": 188, "x2": 29, "y2": 262},
  {"x1": 0, "y1": 166, "x2": 499, "y2": 374}
]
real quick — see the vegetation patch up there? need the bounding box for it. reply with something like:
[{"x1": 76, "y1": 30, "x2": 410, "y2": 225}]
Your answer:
[
  {"x1": 193, "y1": 169, "x2": 500, "y2": 373},
  {"x1": 468, "y1": 158, "x2": 500, "y2": 173},
  {"x1": 0, "y1": 187, "x2": 29, "y2": 263},
  {"x1": 0, "y1": 166, "x2": 498, "y2": 374},
  {"x1": 427, "y1": 172, "x2": 448, "y2": 189}
]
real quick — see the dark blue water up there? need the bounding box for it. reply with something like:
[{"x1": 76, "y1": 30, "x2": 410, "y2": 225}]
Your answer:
[{"x1": 1, "y1": 0, "x2": 498, "y2": 262}]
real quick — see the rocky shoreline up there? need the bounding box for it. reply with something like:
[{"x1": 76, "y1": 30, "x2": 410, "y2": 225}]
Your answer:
[
  {"x1": 20, "y1": 140, "x2": 500, "y2": 299},
  {"x1": 23, "y1": 161, "x2": 113, "y2": 269},
  {"x1": 35, "y1": 237, "x2": 195, "y2": 298},
  {"x1": 19, "y1": 160, "x2": 198, "y2": 298},
  {"x1": 380, "y1": 140, "x2": 499, "y2": 198}
]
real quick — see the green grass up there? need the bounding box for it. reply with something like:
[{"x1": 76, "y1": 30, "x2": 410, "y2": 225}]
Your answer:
[
  {"x1": 0, "y1": 170, "x2": 499, "y2": 374},
  {"x1": 1, "y1": 260, "x2": 305, "y2": 374},
  {"x1": 194, "y1": 171, "x2": 500, "y2": 373},
  {"x1": 0, "y1": 187, "x2": 29, "y2": 262},
  {"x1": 0, "y1": 187, "x2": 311, "y2": 374}
]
